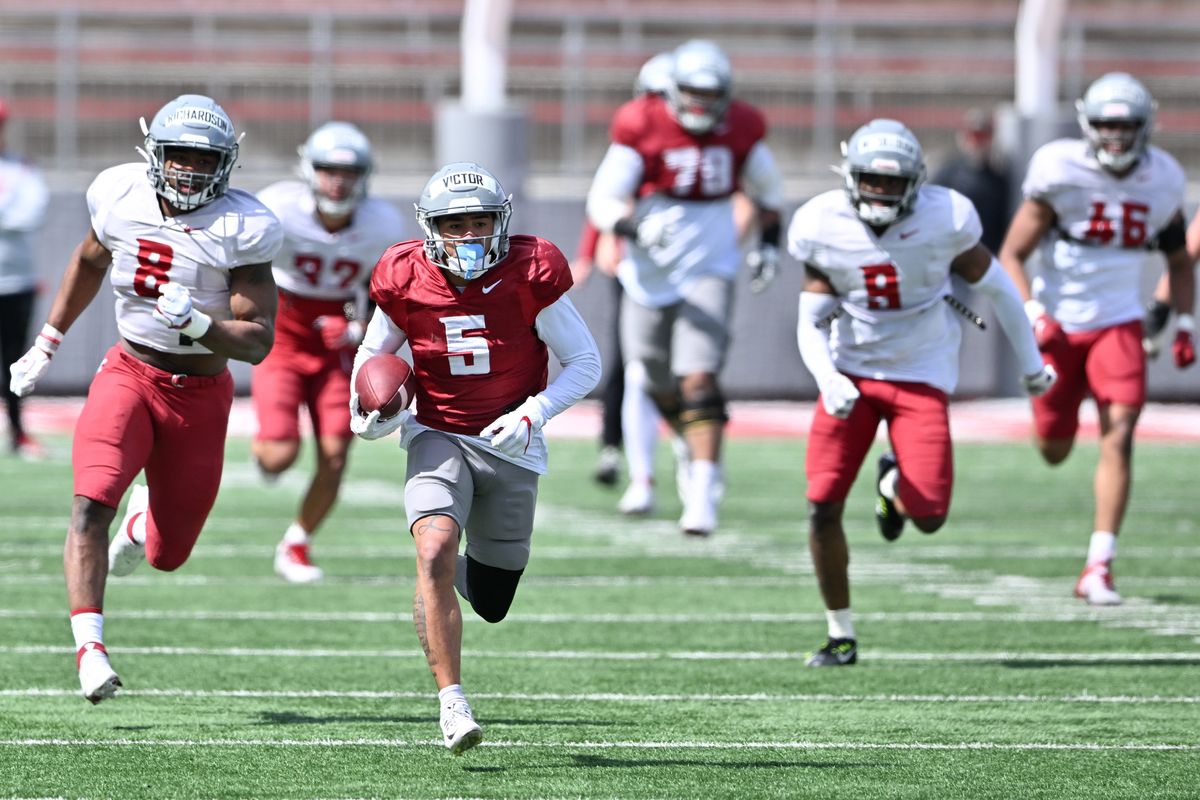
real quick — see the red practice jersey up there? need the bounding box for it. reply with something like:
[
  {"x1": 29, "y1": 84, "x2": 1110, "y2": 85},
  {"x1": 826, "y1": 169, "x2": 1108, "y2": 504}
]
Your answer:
[{"x1": 369, "y1": 234, "x2": 574, "y2": 435}]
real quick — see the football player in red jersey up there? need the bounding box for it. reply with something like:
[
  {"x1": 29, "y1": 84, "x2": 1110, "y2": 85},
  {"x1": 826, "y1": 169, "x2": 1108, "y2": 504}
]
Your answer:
[
  {"x1": 349, "y1": 162, "x2": 600, "y2": 754},
  {"x1": 586, "y1": 39, "x2": 785, "y2": 536},
  {"x1": 999, "y1": 73, "x2": 1195, "y2": 605},
  {"x1": 8, "y1": 95, "x2": 282, "y2": 703},
  {"x1": 251, "y1": 122, "x2": 407, "y2": 583}
]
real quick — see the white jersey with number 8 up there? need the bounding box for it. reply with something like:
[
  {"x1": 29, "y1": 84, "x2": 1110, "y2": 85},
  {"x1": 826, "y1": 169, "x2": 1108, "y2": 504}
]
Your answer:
[{"x1": 87, "y1": 162, "x2": 283, "y2": 355}]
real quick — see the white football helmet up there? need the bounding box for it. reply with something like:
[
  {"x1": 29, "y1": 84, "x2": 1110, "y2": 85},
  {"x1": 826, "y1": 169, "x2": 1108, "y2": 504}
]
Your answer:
[
  {"x1": 300, "y1": 121, "x2": 373, "y2": 217},
  {"x1": 635, "y1": 52, "x2": 674, "y2": 98},
  {"x1": 415, "y1": 162, "x2": 512, "y2": 281},
  {"x1": 666, "y1": 39, "x2": 732, "y2": 134},
  {"x1": 839, "y1": 118, "x2": 926, "y2": 226},
  {"x1": 139, "y1": 94, "x2": 239, "y2": 212},
  {"x1": 1076, "y1": 72, "x2": 1155, "y2": 173}
]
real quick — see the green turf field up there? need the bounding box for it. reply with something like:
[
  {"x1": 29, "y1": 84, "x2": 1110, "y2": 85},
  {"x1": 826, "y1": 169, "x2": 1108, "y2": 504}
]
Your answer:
[{"x1": 1, "y1": 431, "x2": 1198, "y2": 799}]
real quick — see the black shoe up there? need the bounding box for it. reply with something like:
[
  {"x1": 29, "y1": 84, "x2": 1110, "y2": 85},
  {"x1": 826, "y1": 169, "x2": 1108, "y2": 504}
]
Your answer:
[
  {"x1": 805, "y1": 637, "x2": 857, "y2": 667},
  {"x1": 875, "y1": 452, "x2": 906, "y2": 542},
  {"x1": 593, "y1": 446, "x2": 621, "y2": 486}
]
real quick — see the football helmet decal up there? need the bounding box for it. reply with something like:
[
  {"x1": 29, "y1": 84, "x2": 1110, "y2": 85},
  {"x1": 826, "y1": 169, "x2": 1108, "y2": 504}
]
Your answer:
[
  {"x1": 1076, "y1": 72, "x2": 1155, "y2": 173},
  {"x1": 415, "y1": 162, "x2": 512, "y2": 280},
  {"x1": 139, "y1": 94, "x2": 239, "y2": 212},
  {"x1": 666, "y1": 39, "x2": 732, "y2": 134},
  {"x1": 300, "y1": 121, "x2": 373, "y2": 217},
  {"x1": 635, "y1": 52, "x2": 674, "y2": 98},
  {"x1": 839, "y1": 118, "x2": 927, "y2": 226}
]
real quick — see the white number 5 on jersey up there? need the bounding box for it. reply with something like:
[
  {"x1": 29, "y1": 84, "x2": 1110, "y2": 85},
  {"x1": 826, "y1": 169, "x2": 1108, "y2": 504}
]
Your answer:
[{"x1": 440, "y1": 315, "x2": 491, "y2": 375}]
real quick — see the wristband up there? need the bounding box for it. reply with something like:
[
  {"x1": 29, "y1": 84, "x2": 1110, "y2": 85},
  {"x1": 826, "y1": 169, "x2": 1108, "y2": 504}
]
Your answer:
[
  {"x1": 613, "y1": 217, "x2": 639, "y2": 240},
  {"x1": 180, "y1": 310, "x2": 212, "y2": 340},
  {"x1": 36, "y1": 323, "x2": 65, "y2": 356}
]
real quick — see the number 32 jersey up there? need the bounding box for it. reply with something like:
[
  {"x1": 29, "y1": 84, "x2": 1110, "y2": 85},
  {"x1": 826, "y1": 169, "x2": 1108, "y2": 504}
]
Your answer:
[
  {"x1": 1023, "y1": 138, "x2": 1185, "y2": 332},
  {"x1": 788, "y1": 185, "x2": 981, "y2": 394},
  {"x1": 88, "y1": 162, "x2": 283, "y2": 355}
]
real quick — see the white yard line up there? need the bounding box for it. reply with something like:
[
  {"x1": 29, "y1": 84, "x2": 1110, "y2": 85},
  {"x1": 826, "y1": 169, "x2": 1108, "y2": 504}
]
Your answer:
[
  {"x1": 1, "y1": 687, "x2": 1197, "y2": 704},
  {"x1": 0, "y1": 737, "x2": 1196, "y2": 752}
]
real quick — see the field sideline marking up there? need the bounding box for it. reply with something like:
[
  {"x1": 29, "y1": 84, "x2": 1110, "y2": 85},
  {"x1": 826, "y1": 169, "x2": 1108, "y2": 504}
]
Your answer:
[
  {"x1": 1, "y1": 737, "x2": 1197, "y2": 752},
  {"x1": 2, "y1": 687, "x2": 1197, "y2": 704},
  {"x1": 3, "y1": 645, "x2": 1198, "y2": 662}
]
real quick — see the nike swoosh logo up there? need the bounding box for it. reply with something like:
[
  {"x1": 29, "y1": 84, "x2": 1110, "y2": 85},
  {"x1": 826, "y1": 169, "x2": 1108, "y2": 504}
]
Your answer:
[
  {"x1": 899, "y1": 230, "x2": 918, "y2": 240},
  {"x1": 482, "y1": 280, "x2": 503, "y2": 294}
]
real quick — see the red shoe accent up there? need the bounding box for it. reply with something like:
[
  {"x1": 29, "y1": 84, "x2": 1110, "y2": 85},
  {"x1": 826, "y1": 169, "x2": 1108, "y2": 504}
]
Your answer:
[
  {"x1": 1074, "y1": 560, "x2": 1115, "y2": 597},
  {"x1": 125, "y1": 512, "x2": 144, "y2": 542},
  {"x1": 285, "y1": 543, "x2": 314, "y2": 566},
  {"x1": 76, "y1": 641, "x2": 109, "y2": 669}
]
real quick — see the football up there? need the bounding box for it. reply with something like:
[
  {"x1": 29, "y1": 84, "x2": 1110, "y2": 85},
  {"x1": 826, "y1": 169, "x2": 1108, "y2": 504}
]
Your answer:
[{"x1": 354, "y1": 353, "x2": 416, "y2": 419}]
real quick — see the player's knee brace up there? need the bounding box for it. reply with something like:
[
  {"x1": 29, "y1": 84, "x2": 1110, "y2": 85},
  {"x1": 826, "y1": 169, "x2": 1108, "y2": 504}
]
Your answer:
[
  {"x1": 678, "y1": 388, "x2": 728, "y2": 430},
  {"x1": 465, "y1": 555, "x2": 524, "y2": 623}
]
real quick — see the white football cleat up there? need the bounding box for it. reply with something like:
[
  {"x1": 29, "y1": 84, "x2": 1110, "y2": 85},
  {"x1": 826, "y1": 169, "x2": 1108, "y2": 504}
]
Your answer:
[
  {"x1": 440, "y1": 698, "x2": 483, "y2": 755},
  {"x1": 109, "y1": 485, "x2": 148, "y2": 577},
  {"x1": 618, "y1": 480, "x2": 655, "y2": 516},
  {"x1": 77, "y1": 642, "x2": 121, "y2": 704},
  {"x1": 274, "y1": 541, "x2": 323, "y2": 584},
  {"x1": 1075, "y1": 561, "x2": 1122, "y2": 606},
  {"x1": 679, "y1": 493, "x2": 717, "y2": 537}
]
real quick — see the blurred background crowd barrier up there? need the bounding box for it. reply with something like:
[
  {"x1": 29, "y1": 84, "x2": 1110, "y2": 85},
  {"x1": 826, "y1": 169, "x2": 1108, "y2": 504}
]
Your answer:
[{"x1": 3, "y1": 0, "x2": 1198, "y2": 399}]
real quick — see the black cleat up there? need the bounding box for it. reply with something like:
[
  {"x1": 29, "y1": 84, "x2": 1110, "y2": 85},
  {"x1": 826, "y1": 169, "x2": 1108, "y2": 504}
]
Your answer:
[
  {"x1": 875, "y1": 452, "x2": 906, "y2": 541},
  {"x1": 593, "y1": 446, "x2": 621, "y2": 487},
  {"x1": 805, "y1": 637, "x2": 858, "y2": 667}
]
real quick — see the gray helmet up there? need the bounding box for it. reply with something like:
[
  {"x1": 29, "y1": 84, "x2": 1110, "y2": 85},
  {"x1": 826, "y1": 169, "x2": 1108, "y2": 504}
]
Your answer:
[
  {"x1": 666, "y1": 39, "x2": 732, "y2": 134},
  {"x1": 634, "y1": 52, "x2": 674, "y2": 98},
  {"x1": 1075, "y1": 72, "x2": 1155, "y2": 173},
  {"x1": 415, "y1": 162, "x2": 512, "y2": 280},
  {"x1": 839, "y1": 118, "x2": 926, "y2": 226},
  {"x1": 140, "y1": 94, "x2": 239, "y2": 212},
  {"x1": 300, "y1": 121, "x2": 373, "y2": 216}
]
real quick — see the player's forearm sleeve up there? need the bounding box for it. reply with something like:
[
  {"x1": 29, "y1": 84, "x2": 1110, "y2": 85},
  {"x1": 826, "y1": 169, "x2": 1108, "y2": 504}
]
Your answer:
[
  {"x1": 586, "y1": 144, "x2": 644, "y2": 232},
  {"x1": 533, "y1": 295, "x2": 602, "y2": 419},
  {"x1": 970, "y1": 258, "x2": 1045, "y2": 375},
  {"x1": 351, "y1": 307, "x2": 409, "y2": 385},
  {"x1": 797, "y1": 291, "x2": 841, "y2": 384}
]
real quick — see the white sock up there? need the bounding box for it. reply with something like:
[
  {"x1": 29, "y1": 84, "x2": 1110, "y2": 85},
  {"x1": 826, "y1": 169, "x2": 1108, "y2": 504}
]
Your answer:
[
  {"x1": 438, "y1": 684, "x2": 466, "y2": 707},
  {"x1": 622, "y1": 362, "x2": 660, "y2": 485},
  {"x1": 70, "y1": 611, "x2": 105, "y2": 651},
  {"x1": 1086, "y1": 531, "x2": 1117, "y2": 565},
  {"x1": 689, "y1": 459, "x2": 718, "y2": 499},
  {"x1": 283, "y1": 522, "x2": 311, "y2": 545},
  {"x1": 826, "y1": 608, "x2": 855, "y2": 640},
  {"x1": 879, "y1": 466, "x2": 899, "y2": 500}
]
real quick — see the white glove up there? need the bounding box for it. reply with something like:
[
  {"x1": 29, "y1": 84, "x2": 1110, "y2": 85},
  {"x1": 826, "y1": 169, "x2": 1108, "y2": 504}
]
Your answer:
[
  {"x1": 152, "y1": 282, "x2": 211, "y2": 339},
  {"x1": 818, "y1": 373, "x2": 860, "y2": 419},
  {"x1": 747, "y1": 244, "x2": 779, "y2": 294},
  {"x1": 480, "y1": 396, "x2": 547, "y2": 458},
  {"x1": 1021, "y1": 363, "x2": 1057, "y2": 397},
  {"x1": 314, "y1": 316, "x2": 365, "y2": 350},
  {"x1": 348, "y1": 392, "x2": 407, "y2": 440},
  {"x1": 9, "y1": 324, "x2": 63, "y2": 397},
  {"x1": 634, "y1": 208, "x2": 683, "y2": 249}
]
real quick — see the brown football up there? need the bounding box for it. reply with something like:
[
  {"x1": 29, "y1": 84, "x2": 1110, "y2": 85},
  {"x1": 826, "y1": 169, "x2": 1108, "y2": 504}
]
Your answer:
[{"x1": 354, "y1": 353, "x2": 416, "y2": 419}]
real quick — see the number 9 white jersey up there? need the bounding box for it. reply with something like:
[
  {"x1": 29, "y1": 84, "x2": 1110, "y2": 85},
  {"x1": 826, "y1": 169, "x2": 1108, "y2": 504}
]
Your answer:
[{"x1": 87, "y1": 163, "x2": 283, "y2": 354}]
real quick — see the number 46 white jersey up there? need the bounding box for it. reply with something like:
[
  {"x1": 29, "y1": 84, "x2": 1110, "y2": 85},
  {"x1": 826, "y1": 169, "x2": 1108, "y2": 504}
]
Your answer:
[
  {"x1": 1022, "y1": 138, "x2": 1186, "y2": 332},
  {"x1": 88, "y1": 162, "x2": 283, "y2": 355},
  {"x1": 788, "y1": 185, "x2": 981, "y2": 394}
]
